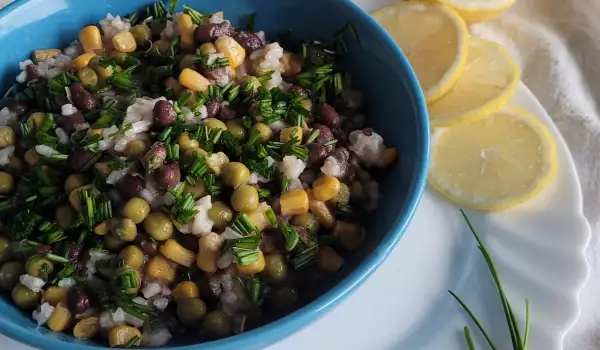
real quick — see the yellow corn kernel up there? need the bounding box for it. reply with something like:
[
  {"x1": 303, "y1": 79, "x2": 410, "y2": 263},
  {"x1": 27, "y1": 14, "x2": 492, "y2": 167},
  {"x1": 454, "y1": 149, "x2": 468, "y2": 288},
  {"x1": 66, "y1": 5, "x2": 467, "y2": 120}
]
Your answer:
[
  {"x1": 47, "y1": 302, "x2": 72, "y2": 332},
  {"x1": 236, "y1": 250, "x2": 265, "y2": 276},
  {"x1": 179, "y1": 68, "x2": 211, "y2": 93},
  {"x1": 73, "y1": 317, "x2": 100, "y2": 339},
  {"x1": 199, "y1": 43, "x2": 217, "y2": 56},
  {"x1": 86, "y1": 128, "x2": 103, "y2": 137},
  {"x1": 32, "y1": 49, "x2": 61, "y2": 64},
  {"x1": 108, "y1": 325, "x2": 141, "y2": 347},
  {"x1": 160, "y1": 239, "x2": 195, "y2": 267},
  {"x1": 309, "y1": 199, "x2": 336, "y2": 229},
  {"x1": 165, "y1": 76, "x2": 183, "y2": 95},
  {"x1": 280, "y1": 126, "x2": 303, "y2": 144},
  {"x1": 73, "y1": 52, "x2": 97, "y2": 69},
  {"x1": 197, "y1": 232, "x2": 224, "y2": 273},
  {"x1": 27, "y1": 112, "x2": 46, "y2": 128},
  {"x1": 280, "y1": 189, "x2": 309, "y2": 216},
  {"x1": 247, "y1": 203, "x2": 273, "y2": 232},
  {"x1": 43, "y1": 286, "x2": 68, "y2": 306},
  {"x1": 177, "y1": 13, "x2": 195, "y2": 51},
  {"x1": 112, "y1": 31, "x2": 137, "y2": 53},
  {"x1": 24, "y1": 148, "x2": 38, "y2": 166},
  {"x1": 378, "y1": 147, "x2": 398, "y2": 168},
  {"x1": 316, "y1": 246, "x2": 344, "y2": 273},
  {"x1": 214, "y1": 35, "x2": 246, "y2": 69},
  {"x1": 147, "y1": 255, "x2": 176, "y2": 282},
  {"x1": 172, "y1": 281, "x2": 199, "y2": 301},
  {"x1": 78, "y1": 26, "x2": 103, "y2": 53},
  {"x1": 312, "y1": 175, "x2": 341, "y2": 201},
  {"x1": 94, "y1": 220, "x2": 111, "y2": 236}
]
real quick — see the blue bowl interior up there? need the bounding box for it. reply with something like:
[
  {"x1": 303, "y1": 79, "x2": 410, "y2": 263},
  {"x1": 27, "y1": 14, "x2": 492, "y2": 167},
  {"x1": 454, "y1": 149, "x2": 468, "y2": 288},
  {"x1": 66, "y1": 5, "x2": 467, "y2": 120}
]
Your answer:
[{"x1": 0, "y1": 0, "x2": 429, "y2": 349}]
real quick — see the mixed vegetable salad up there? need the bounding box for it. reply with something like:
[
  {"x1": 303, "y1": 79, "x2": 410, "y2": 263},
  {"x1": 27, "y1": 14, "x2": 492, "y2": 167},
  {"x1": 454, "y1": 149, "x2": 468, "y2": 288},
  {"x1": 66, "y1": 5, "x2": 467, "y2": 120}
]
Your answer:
[{"x1": 0, "y1": 1, "x2": 397, "y2": 347}]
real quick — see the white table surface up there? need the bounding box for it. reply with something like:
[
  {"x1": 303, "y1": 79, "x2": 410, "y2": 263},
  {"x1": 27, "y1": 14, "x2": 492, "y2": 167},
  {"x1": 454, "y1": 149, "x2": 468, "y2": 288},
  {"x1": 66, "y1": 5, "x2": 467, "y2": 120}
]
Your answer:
[{"x1": 1, "y1": 0, "x2": 595, "y2": 349}]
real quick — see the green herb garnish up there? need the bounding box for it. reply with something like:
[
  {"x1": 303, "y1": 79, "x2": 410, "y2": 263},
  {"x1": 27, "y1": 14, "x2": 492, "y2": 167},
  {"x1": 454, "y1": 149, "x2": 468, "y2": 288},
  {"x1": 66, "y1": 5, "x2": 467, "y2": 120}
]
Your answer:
[
  {"x1": 449, "y1": 210, "x2": 530, "y2": 350},
  {"x1": 232, "y1": 235, "x2": 261, "y2": 266},
  {"x1": 279, "y1": 220, "x2": 299, "y2": 251}
]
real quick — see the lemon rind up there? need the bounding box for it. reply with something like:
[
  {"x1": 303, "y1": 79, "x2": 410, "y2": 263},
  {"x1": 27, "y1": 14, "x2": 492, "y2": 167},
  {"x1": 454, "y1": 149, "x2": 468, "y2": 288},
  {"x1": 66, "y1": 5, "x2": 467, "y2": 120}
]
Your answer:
[
  {"x1": 429, "y1": 38, "x2": 522, "y2": 127},
  {"x1": 428, "y1": 105, "x2": 558, "y2": 211},
  {"x1": 372, "y1": 2, "x2": 470, "y2": 103}
]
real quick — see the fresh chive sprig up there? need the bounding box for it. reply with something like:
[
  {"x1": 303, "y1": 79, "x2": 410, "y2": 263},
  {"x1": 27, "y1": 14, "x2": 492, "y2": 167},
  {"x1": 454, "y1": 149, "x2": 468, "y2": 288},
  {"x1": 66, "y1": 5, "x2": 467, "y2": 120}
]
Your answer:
[{"x1": 449, "y1": 210, "x2": 530, "y2": 350}]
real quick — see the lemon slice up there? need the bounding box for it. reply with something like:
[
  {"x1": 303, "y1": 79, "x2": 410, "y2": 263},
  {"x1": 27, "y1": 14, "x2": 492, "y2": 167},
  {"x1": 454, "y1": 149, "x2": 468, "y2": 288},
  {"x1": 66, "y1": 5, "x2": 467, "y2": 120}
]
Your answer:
[
  {"x1": 373, "y1": 2, "x2": 469, "y2": 103},
  {"x1": 428, "y1": 106, "x2": 557, "y2": 211},
  {"x1": 431, "y1": 0, "x2": 516, "y2": 22},
  {"x1": 428, "y1": 38, "x2": 521, "y2": 127}
]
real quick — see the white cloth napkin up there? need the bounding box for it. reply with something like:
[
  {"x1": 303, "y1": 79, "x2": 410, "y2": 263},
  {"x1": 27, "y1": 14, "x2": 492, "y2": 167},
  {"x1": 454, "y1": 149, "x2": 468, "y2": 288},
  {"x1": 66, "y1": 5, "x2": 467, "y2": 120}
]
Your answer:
[{"x1": 467, "y1": 1, "x2": 600, "y2": 349}]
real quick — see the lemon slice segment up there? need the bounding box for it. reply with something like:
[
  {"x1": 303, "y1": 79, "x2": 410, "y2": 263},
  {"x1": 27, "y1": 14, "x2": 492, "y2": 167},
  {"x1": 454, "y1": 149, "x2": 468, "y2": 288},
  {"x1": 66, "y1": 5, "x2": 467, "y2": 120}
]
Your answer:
[
  {"x1": 428, "y1": 38, "x2": 521, "y2": 127},
  {"x1": 428, "y1": 106, "x2": 557, "y2": 211},
  {"x1": 431, "y1": 0, "x2": 517, "y2": 22},
  {"x1": 373, "y1": 2, "x2": 469, "y2": 103}
]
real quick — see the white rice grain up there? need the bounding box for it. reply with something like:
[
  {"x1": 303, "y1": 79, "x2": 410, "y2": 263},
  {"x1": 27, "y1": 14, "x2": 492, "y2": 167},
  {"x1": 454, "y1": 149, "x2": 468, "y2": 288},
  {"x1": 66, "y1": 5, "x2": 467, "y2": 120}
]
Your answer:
[
  {"x1": 0, "y1": 145, "x2": 15, "y2": 166},
  {"x1": 19, "y1": 274, "x2": 45, "y2": 293},
  {"x1": 142, "y1": 328, "x2": 172, "y2": 347},
  {"x1": 61, "y1": 104, "x2": 78, "y2": 116},
  {"x1": 142, "y1": 282, "x2": 162, "y2": 299},
  {"x1": 99, "y1": 13, "x2": 131, "y2": 40},
  {"x1": 191, "y1": 195, "x2": 214, "y2": 235},
  {"x1": 32, "y1": 302, "x2": 55, "y2": 325},
  {"x1": 0, "y1": 107, "x2": 17, "y2": 127}
]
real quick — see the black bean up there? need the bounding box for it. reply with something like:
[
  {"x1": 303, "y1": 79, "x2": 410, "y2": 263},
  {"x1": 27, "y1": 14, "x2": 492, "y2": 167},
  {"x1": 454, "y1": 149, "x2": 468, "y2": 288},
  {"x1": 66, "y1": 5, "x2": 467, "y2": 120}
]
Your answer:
[
  {"x1": 153, "y1": 100, "x2": 177, "y2": 127},
  {"x1": 299, "y1": 168, "x2": 317, "y2": 186},
  {"x1": 344, "y1": 166, "x2": 358, "y2": 183},
  {"x1": 140, "y1": 240, "x2": 158, "y2": 255},
  {"x1": 57, "y1": 111, "x2": 86, "y2": 133},
  {"x1": 135, "y1": 233, "x2": 158, "y2": 255},
  {"x1": 68, "y1": 150, "x2": 100, "y2": 171},
  {"x1": 206, "y1": 99, "x2": 220, "y2": 118},
  {"x1": 199, "y1": 272, "x2": 223, "y2": 303},
  {"x1": 307, "y1": 124, "x2": 335, "y2": 166},
  {"x1": 203, "y1": 67, "x2": 233, "y2": 87},
  {"x1": 117, "y1": 174, "x2": 145, "y2": 199},
  {"x1": 69, "y1": 83, "x2": 98, "y2": 111},
  {"x1": 65, "y1": 241, "x2": 83, "y2": 263},
  {"x1": 142, "y1": 142, "x2": 167, "y2": 170},
  {"x1": 35, "y1": 244, "x2": 52, "y2": 255},
  {"x1": 194, "y1": 22, "x2": 233, "y2": 42},
  {"x1": 67, "y1": 286, "x2": 91, "y2": 315},
  {"x1": 317, "y1": 103, "x2": 342, "y2": 129},
  {"x1": 0, "y1": 99, "x2": 27, "y2": 117},
  {"x1": 25, "y1": 64, "x2": 40, "y2": 82},
  {"x1": 157, "y1": 162, "x2": 181, "y2": 188},
  {"x1": 217, "y1": 101, "x2": 236, "y2": 121},
  {"x1": 233, "y1": 31, "x2": 264, "y2": 53}
]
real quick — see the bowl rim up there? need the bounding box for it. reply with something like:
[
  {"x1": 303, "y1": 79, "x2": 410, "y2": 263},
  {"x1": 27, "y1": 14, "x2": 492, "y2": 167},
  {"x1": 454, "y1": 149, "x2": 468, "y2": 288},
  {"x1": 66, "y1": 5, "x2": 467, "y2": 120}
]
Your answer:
[{"x1": 0, "y1": 0, "x2": 430, "y2": 349}]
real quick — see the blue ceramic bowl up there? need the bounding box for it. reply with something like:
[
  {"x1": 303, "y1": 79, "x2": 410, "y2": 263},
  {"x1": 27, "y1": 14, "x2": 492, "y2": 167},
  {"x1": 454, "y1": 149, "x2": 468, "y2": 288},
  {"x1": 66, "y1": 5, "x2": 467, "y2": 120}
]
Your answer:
[{"x1": 0, "y1": 0, "x2": 429, "y2": 349}]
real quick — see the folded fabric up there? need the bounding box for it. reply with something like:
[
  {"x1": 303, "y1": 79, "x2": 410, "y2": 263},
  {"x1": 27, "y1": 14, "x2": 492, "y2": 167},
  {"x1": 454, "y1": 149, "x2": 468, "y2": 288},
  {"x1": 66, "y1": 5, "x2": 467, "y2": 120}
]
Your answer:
[{"x1": 470, "y1": 1, "x2": 600, "y2": 349}]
